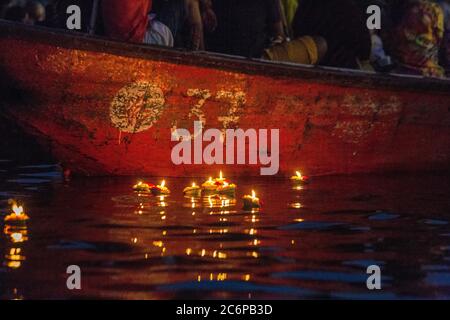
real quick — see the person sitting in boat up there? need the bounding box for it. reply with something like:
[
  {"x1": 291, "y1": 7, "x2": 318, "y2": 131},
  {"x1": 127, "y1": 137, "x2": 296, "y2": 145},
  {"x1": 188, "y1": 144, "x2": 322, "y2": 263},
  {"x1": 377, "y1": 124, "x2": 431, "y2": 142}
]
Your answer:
[
  {"x1": 151, "y1": 0, "x2": 184, "y2": 46},
  {"x1": 370, "y1": 29, "x2": 396, "y2": 72},
  {"x1": 292, "y1": 0, "x2": 372, "y2": 70},
  {"x1": 389, "y1": 0, "x2": 446, "y2": 78},
  {"x1": 152, "y1": 0, "x2": 217, "y2": 50},
  {"x1": 101, "y1": 0, "x2": 174, "y2": 47},
  {"x1": 101, "y1": 0, "x2": 153, "y2": 43},
  {"x1": 279, "y1": 0, "x2": 299, "y2": 39},
  {"x1": 261, "y1": 0, "x2": 328, "y2": 66},
  {"x1": 25, "y1": 1, "x2": 46, "y2": 25},
  {"x1": 3, "y1": 5, "x2": 30, "y2": 23},
  {"x1": 0, "y1": 0, "x2": 10, "y2": 18},
  {"x1": 206, "y1": 0, "x2": 285, "y2": 58},
  {"x1": 185, "y1": 0, "x2": 217, "y2": 50},
  {"x1": 144, "y1": 13, "x2": 174, "y2": 46}
]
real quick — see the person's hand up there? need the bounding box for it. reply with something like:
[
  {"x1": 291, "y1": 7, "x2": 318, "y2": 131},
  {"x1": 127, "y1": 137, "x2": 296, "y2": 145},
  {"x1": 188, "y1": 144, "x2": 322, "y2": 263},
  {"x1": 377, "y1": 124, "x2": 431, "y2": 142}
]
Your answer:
[
  {"x1": 202, "y1": 8, "x2": 217, "y2": 33},
  {"x1": 185, "y1": 0, "x2": 204, "y2": 50},
  {"x1": 269, "y1": 35, "x2": 285, "y2": 47}
]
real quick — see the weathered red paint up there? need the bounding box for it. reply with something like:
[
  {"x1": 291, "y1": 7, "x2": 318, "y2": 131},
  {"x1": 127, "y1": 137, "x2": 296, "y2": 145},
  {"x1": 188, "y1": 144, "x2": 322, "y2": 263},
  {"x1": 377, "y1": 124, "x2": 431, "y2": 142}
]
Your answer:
[{"x1": 1, "y1": 21, "x2": 450, "y2": 177}]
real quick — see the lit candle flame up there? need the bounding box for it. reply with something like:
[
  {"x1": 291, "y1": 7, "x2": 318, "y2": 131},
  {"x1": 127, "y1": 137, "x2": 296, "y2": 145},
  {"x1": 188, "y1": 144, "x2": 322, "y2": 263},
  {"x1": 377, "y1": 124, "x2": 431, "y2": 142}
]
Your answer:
[
  {"x1": 192, "y1": 182, "x2": 196, "y2": 187},
  {"x1": 208, "y1": 177, "x2": 213, "y2": 182},
  {"x1": 160, "y1": 180, "x2": 166, "y2": 188},
  {"x1": 12, "y1": 204, "x2": 24, "y2": 216},
  {"x1": 252, "y1": 190, "x2": 256, "y2": 199},
  {"x1": 4, "y1": 200, "x2": 29, "y2": 222},
  {"x1": 296, "y1": 171, "x2": 302, "y2": 179},
  {"x1": 219, "y1": 171, "x2": 223, "y2": 180}
]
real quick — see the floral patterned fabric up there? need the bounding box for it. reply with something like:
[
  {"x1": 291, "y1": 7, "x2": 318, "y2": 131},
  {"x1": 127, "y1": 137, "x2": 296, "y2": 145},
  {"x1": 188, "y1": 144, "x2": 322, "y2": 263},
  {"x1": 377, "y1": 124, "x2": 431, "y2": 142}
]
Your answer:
[
  {"x1": 439, "y1": 1, "x2": 450, "y2": 74},
  {"x1": 393, "y1": 0, "x2": 445, "y2": 77}
]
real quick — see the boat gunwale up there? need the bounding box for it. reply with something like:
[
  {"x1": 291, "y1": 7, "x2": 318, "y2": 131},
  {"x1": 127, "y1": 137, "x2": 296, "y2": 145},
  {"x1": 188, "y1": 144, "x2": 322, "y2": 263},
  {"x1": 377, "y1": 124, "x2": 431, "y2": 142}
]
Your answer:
[{"x1": 1, "y1": 19, "x2": 450, "y2": 94}]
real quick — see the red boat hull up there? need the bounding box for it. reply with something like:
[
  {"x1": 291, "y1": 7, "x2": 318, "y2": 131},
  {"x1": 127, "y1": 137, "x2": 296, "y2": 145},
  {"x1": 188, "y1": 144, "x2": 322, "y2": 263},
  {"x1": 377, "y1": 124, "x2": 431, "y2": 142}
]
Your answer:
[{"x1": 1, "y1": 22, "x2": 450, "y2": 177}]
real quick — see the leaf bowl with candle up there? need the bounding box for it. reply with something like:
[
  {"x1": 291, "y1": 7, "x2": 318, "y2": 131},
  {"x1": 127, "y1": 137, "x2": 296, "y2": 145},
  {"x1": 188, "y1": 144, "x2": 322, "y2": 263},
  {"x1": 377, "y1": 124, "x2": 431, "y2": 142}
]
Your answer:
[
  {"x1": 201, "y1": 177, "x2": 217, "y2": 192},
  {"x1": 183, "y1": 182, "x2": 202, "y2": 197},
  {"x1": 202, "y1": 171, "x2": 236, "y2": 196},
  {"x1": 151, "y1": 180, "x2": 171, "y2": 195},
  {"x1": 290, "y1": 171, "x2": 310, "y2": 184},
  {"x1": 4, "y1": 200, "x2": 30, "y2": 225},
  {"x1": 216, "y1": 182, "x2": 237, "y2": 196},
  {"x1": 242, "y1": 190, "x2": 262, "y2": 210},
  {"x1": 132, "y1": 181, "x2": 154, "y2": 192}
]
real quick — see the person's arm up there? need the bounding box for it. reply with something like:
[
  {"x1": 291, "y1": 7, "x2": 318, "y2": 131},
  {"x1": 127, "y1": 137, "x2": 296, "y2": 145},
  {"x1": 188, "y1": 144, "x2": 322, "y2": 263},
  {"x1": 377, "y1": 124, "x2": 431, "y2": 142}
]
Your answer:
[
  {"x1": 267, "y1": 0, "x2": 285, "y2": 44},
  {"x1": 199, "y1": 0, "x2": 217, "y2": 33},
  {"x1": 271, "y1": 21, "x2": 285, "y2": 43},
  {"x1": 185, "y1": 0, "x2": 204, "y2": 50}
]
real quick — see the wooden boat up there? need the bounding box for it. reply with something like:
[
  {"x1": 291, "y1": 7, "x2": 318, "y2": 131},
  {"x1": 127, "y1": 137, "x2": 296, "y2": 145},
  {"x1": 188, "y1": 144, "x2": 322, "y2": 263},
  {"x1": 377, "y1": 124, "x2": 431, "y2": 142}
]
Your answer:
[{"x1": 1, "y1": 20, "x2": 450, "y2": 177}]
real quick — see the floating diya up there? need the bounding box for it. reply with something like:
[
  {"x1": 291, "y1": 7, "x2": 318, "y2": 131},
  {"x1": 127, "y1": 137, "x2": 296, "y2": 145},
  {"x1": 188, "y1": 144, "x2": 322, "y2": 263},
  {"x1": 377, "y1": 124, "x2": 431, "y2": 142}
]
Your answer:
[
  {"x1": 202, "y1": 171, "x2": 236, "y2": 195},
  {"x1": 216, "y1": 172, "x2": 236, "y2": 195},
  {"x1": 4, "y1": 200, "x2": 29, "y2": 224},
  {"x1": 183, "y1": 182, "x2": 202, "y2": 197},
  {"x1": 290, "y1": 171, "x2": 310, "y2": 184},
  {"x1": 217, "y1": 170, "x2": 226, "y2": 182},
  {"x1": 132, "y1": 181, "x2": 153, "y2": 192},
  {"x1": 151, "y1": 180, "x2": 171, "y2": 195},
  {"x1": 216, "y1": 181, "x2": 237, "y2": 196},
  {"x1": 201, "y1": 176, "x2": 217, "y2": 191},
  {"x1": 242, "y1": 190, "x2": 261, "y2": 210}
]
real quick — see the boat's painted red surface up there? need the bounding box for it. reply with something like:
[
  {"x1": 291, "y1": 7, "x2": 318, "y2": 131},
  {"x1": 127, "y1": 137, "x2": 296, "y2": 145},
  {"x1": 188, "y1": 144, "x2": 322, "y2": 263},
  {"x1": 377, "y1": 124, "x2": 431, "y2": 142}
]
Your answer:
[{"x1": 1, "y1": 21, "x2": 450, "y2": 177}]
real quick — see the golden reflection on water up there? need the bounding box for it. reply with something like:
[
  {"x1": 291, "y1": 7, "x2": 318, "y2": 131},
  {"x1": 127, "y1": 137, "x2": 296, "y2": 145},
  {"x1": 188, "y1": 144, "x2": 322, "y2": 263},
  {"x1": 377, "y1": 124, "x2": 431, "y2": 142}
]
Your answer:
[
  {"x1": 3, "y1": 172, "x2": 450, "y2": 300},
  {"x1": 3, "y1": 224, "x2": 28, "y2": 270},
  {"x1": 196, "y1": 273, "x2": 242, "y2": 282},
  {"x1": 5, "y1": 247, "x2": 25, "y2": 269},
  {"x1": 291, "y1": 202, "x2": 302, "y2": 209},
  {"x1": 121, "y1": 187, "x2": 265, "y2": 286},
  {"x1": 88, "y1": 179, "x2": 310, "y2": 294}
]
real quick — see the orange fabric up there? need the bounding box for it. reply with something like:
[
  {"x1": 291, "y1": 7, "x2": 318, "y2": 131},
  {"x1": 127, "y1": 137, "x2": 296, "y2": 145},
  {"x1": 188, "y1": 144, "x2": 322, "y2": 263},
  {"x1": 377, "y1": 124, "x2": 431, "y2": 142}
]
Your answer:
[{"x1": 102, "y1": 0, "x2": 152, "y2": 43}]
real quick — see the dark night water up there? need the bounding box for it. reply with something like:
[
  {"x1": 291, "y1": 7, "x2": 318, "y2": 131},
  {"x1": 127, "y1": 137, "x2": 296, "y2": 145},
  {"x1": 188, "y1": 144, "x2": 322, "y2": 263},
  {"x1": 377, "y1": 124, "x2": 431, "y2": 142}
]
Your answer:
[{"x1": 1, "y1": 157, "x2": 450, "y2": 300}]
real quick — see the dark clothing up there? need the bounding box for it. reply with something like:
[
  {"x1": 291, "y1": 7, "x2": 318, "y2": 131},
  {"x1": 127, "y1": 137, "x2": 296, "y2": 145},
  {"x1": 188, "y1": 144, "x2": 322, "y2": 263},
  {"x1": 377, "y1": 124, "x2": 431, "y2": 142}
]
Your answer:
[
  {"x1": 45, "y1": 0, "x2": 95, "y2": 32},
  {"x1": 0, "y1": 0, "x2": 10, "y2": 18},
  {"x1": 207, "y1": 0, "x2": 281, "y2": 58},
  {"x1": 4, "y1": 6, "x2": 26, "y2": 22},
  {"x1": 293, "y1": 0, "x2": 371, "y2": 69},
  {"x1": 152, "y1": 0, "x2": 186, "y2": 47}
]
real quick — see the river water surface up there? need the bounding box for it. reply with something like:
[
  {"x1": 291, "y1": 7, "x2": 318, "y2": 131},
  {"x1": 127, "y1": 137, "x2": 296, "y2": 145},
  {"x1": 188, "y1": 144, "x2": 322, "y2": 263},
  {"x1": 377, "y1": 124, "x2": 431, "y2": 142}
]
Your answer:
[{"x1": 1, "y1": 155, "x2": 450, "y2": 300}]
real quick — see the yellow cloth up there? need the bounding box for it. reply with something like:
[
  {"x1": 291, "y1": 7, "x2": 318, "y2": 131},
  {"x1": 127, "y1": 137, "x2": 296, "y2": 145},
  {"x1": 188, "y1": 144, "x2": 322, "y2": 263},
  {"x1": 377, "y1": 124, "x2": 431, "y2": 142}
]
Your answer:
[
  {"x1": 263, "y1": 36, "x2": 319, "y2": 65},
  {"x1": 281, "y1": 0, "x2": 299, "y2": 30}
]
